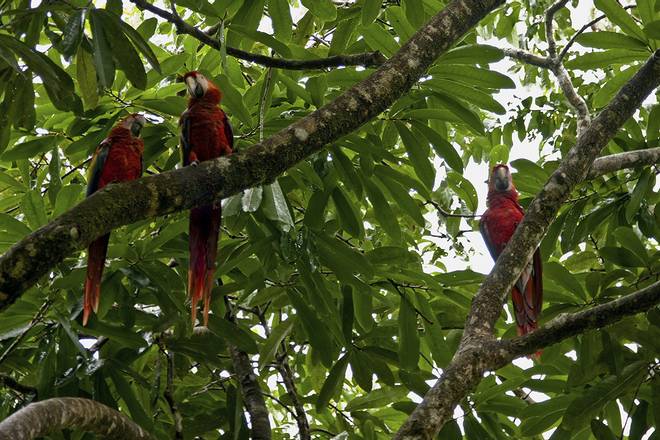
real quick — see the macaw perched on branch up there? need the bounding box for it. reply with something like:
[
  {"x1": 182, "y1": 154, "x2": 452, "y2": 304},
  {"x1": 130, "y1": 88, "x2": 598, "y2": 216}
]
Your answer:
[
  {"x1": 180, "y1": 71, "x2": 233, "y2": 326},
  {"x1": 83, "y1": 114, "x2": 146, "y2": 326},
  {"x1": 480, "y1": 164, "x2": 543, "y2": 339}
]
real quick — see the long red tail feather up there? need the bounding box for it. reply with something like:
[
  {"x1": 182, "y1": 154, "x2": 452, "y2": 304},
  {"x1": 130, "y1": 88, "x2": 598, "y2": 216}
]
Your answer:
[
  {"x1": 83, "y1": 234, "x2": 110, "y2": 326},
  {"x1": 512, "y1": 282, "x2": 542, "y2": 358},
  {"x1": 188, "y1": 204, "x2": 221, "y2": 326}
]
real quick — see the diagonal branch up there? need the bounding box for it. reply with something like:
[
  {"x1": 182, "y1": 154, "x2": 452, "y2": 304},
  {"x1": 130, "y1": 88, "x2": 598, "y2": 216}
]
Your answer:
[
  {"x1": 0, "y1": 397, "x2": 153, "y2": 440},
  {"x1": 129, "y1": 0, "x2": 386, "y2": 70},
  {"x1": 0, "y1": 374, "x2": 37, "y2": 396},
  {"x1": 497, "y1": 280, "x2": 660, "y2": 360},
  {"x1": 587, "y1": 147, "x2": 660, "y2": 179},
  {"x1": 0, "y1": 0, "x2": 506, "y2": 311},
  {"x1": 394, "y1": 50, "x2": 660, "y2": 440},
  {"x1": 505, "y1": 0, "x2": 591, "y2": 134}
]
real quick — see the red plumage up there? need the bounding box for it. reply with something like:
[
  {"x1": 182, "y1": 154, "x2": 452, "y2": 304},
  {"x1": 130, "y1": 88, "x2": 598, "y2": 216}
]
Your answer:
[
  {"x1": 83, "y1": 114, "x2": 145, "y2": 326},
  {"x1": 480, "y1": 164, "x2": 543, "y2": 351},
  {"x1": 180, "y1": 71, "x2": 233, "y2": 326}
]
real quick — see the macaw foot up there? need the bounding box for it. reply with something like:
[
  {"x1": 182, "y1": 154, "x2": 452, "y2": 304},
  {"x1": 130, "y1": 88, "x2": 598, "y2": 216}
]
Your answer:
[{"x1": 190, "y1": 159, "x2": 200, "y2": 167}]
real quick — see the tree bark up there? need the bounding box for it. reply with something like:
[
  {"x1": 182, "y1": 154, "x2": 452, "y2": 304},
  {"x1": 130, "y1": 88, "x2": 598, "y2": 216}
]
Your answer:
[
  {"x1": 0, "y1": 0, "x2": 506, "y2": 311},
  {"x1": 228, "y1": 344, "x2": 272, "y2": 440},
  {"x1": 0, "y1": 397, "x2": 153, "y2": 440},
  {"x1": 587, "y1": 147, "x2": 660, "y2": 179}
]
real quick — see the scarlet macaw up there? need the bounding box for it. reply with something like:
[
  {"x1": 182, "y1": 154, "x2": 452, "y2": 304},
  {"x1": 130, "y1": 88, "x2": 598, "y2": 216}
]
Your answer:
[
  {"x1": 83, "y1": 114, "x2": 146, "y2": 326},
  {"x1": 480, "y1": 164, "x2": 543, "y2": 337},
  {"x1": 180, "y1": 71, "x2": 233, "y2": 326}
]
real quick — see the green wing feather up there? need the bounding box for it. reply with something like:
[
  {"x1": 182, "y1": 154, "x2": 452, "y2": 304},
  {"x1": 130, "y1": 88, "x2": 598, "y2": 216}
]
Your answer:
[{"x1": 86, "y1": 139, "x2": 111, "y2": 197}]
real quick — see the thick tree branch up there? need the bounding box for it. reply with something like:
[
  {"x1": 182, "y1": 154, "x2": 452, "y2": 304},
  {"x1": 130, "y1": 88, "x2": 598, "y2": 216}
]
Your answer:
[
  {"x1": 0, "y1": 0, "x2": 506, "y2": 311},
  {"x1": 587, "y1": 147, "x2": 660, "y2": 179},
  {"x1": 394, "y1": 51, "x2": 660, "y2": 440},
  {"x1": 129, "y1": 0, "x2": 385, "y2": 70},
  {"x1": 228, "y1": 344, "x2": 271, "y2": 439},
  {"x1": 277, "y1": 357, "x2": 311, "y2": 440},
  {"x1": 0, "y1": 397, "x2": 153, "y2": 440},
  {"x1": 498, "y1": 280, "x2": 660, "y2": 359},
  {"x1": 226, "y1": 300, "x2": 271, "y2": 439},
  {"x1": 502, "y1": 48, "x2": 553, "y2": 68}
]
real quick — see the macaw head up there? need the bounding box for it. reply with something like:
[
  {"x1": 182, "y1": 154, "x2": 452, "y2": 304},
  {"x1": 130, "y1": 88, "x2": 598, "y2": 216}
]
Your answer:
[
  {"x1": 489, "y1": 164, "x2": 514, "y2": 193},
  {"x1": 183, "y1": 71, "x2": 221, "y2": 101},
  {"x1": 120, "y1": 113, "x2": 147, "y2": 138}
]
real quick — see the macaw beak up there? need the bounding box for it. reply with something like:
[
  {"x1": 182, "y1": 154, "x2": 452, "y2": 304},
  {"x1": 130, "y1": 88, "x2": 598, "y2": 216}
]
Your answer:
[
  {"x1": 492, "y1": 167, "x2": 510, "y2": 191},
  {"x1": 186, "y1": 77, "x2": 204, "y2": 98},
  {"x1": 130, "y1": 116, "x2": 146, "y2": 137}
]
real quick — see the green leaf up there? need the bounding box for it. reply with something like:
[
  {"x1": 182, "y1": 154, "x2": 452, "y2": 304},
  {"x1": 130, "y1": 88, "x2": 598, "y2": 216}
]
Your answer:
[
  {"x1": 644, "y1": 20, "x2": 660, "y2": 39},
  {"x1": 565, "y1": 49, "x2": 648, "y2": 70},
  {"x1": 262, "y1": 181, "x2": 294, "y2": 231},
  {"x1": 431, "y1": 65, "x2": 515, "y2": 88},
  {"x1": 599, "y1": 246, "x2": 646, "y2": 267},
  {"x1": 398, "y1": 294, "x2": 419, "y2": 370},
  {"x1": 214, "y1": 74, "x2": 253, "y2": 126},
  {"x1": 395, "y1": 122, "x2": 435, "y2": 189},
  {"x1": 626, "y1": 169, "x2": 652, "y2": 222},
  {"x1": 520, "y1": 395, "x2": 575, "y2": 436},
  {"x1": 304, "y1": 190, "x2": 329, "y2": 230},
  {"x1": 89, "y1": 9, "x2": 115, "y2": 88},
  {"x1": 301, "y1": 0, "x2": 336, "y2": 21},
  {"x1": 53, "y1": 184, "x2": 83, "y2": 217},
  {"x1": 76, "y1": 48, "x2": 99, "y2": 110},
  {"x1": 0, "y1": 213, "x2": 31, "y2": 236},
  {"x1": 60, "y1": 9, "x2": 85, "y2": 57},
  {"x1": 376, "y1": 174, "x2": 425, "y2": 227},
  {"x1": 590, "y1": 419, "x2": 618, "y2": 440},
  {"x1": 316, "y1": 353, "x2": 349, "y2": 411},
  {"x1": 315, "y1": 233, "x2": 374, "y2": 278},
  {"x1": 258, "y1": 318, "x2": 295, "y2": 369},
  {"x1": 594, "y1": 0, "x2": 647, "y2": 41},
  {"x1": 423, "y1": 79, "x2": 506, "y2": 114},
  {"x1": 576, "y1": 31, "x2": 648, "y2": 50},
  {"x1": 362, "y1": 0, "x2": 382, "y2": 25},
  {"x1": 363, "y1": 177, "x2": 402, "y2": 241},
  {"x1": 2, "y1": 135, "x2": 59, "y2": 161},
  {"x1": 268, "y1": 0, "x2": 293, "y2": 41},
  {"x1": 446, "y1": 172, "x2": 478, "y2": 212},
  {"x1": 561, "y1": 362, "x2": 647, "y2": 429},
  {"x1": 345, "y1": 386, "x2": 407, "y2": 411},
  {"x1": 438, "y1": 44, "x2": 504, "y2": 64},
  {"x1": 432, "y1": 93, "x2": 484, "y2": 134},
  {"x1": 207, "y1": 316, "x2": 259, "y2": 353},
  {"x1": 613, "y1": 226, "x2": 649, "y2": 265},
  {"x1": 592, "y1": 66, "x2": 638, "y2": 108},
  {"x1": 332, "y1": 187, "x2": 364, "y2": 237},
  {"x1": 544, "y1": 262, "x2": 587, "y2": 300},
  {"x1": 288, "y1": 289, "x2": 336, "y2": 367},
  {"x1": 93, "y1": 10, "x2": 147, "y2": 89},
  {"x1": 410, "y1": 122, "x2": 463, "y2": 173},
  {"x1": 362, "y1": 23, "x2": 400, "y2": 56},
  {"x1": 21, "y1": 190, "x2": 47, "y2": 229},
  {"x1": 108, "y1": 369, "x2": 152, "y2": 430},
  {"x1": 118, "y1": 18, "x2": 161, "y2": 73}
]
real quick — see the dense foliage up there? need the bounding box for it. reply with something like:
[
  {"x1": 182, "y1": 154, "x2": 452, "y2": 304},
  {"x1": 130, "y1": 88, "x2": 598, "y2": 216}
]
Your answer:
[{"x1": 0, "y1": 0, "x2": 658, "y2": 438}]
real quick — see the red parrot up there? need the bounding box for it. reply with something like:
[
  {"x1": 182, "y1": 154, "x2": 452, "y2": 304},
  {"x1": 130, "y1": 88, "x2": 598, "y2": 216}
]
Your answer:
[
  {"x1": 83, "y1": 114, "x2": 146, "y2": 326},
  {"x1": 480, "y1": 164, "x2": 543, "y2": 339},
  {"x1": 180, "y1": 71, "x2": 233, "y2": 326}
]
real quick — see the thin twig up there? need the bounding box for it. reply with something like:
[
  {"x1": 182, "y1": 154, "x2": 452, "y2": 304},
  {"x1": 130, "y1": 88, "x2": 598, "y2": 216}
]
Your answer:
[
  {"x1": 129, "y1": 0, "x2": 385, "y2": 70},
  {"x1": 558, "y1": 5, "x2": 637, "y2": 62},
  {"x1": 425, "y1": 200, "x2": 480, "y2": 218},
  {"x1": 158, "y1": 341, "x2": 183, "y2": 439}
]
